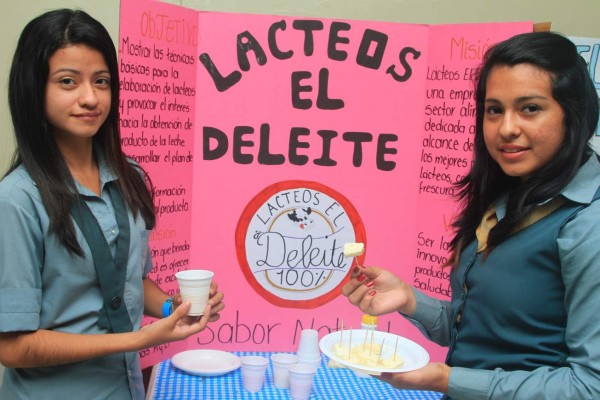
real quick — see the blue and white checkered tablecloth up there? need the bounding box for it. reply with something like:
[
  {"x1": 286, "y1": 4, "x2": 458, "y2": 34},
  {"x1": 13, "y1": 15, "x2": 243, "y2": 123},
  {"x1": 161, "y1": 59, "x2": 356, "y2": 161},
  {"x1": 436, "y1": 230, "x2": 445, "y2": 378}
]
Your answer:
[{"x1": 149, "y1": 351, "x2": 443, "y2": 400}]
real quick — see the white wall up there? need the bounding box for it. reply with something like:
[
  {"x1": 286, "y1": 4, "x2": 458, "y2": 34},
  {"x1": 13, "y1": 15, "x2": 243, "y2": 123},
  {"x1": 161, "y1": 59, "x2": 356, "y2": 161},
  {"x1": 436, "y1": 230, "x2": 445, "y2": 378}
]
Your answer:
[{"x1": 0, "y1": 0, "x2": 598, "y2": 387}]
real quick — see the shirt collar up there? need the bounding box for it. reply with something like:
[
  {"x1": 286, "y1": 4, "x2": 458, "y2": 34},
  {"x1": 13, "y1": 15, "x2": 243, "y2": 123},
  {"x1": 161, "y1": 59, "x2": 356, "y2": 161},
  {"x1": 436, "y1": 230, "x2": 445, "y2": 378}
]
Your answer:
[
  {"x1": 561, "y1": 152, "x2": 600, "y2": 204},
  {"x1": 495, "y1": 152, "x2": 600, "y2": 220},
  {"x1": 73, "y1": 147, "x2": 118, "y2": 196},
  {"x1": 96, "y1": 149, "x2": 118, "y2": 187}
]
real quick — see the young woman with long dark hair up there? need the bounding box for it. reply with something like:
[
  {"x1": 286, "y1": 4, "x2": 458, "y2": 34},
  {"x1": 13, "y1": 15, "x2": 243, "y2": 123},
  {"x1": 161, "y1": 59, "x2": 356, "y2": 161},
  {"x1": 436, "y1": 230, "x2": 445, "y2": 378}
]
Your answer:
[
  {"x1": 343, "y1": 31, "x2": 600, "y2": 399},
  {"x1": 0, "y1": 9, "x2": 224, "y2": 399}
]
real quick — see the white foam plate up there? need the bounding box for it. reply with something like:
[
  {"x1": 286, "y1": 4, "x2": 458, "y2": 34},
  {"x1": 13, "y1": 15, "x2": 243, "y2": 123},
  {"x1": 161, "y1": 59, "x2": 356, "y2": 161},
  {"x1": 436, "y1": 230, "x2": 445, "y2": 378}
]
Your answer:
[
  {"x1": 171, "y1": 349, "x2": 241, "y2": 377},
  {"x1": 319, "y1": 329, "x2": 429, "y2": 376}
]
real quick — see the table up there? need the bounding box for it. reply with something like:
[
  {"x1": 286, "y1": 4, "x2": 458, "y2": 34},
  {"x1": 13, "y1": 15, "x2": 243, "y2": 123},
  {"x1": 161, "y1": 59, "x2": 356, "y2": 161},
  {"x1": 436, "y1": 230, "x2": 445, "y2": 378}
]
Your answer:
[{"x1": 146, "y1": 351, "x2": 443, "y2": 400}]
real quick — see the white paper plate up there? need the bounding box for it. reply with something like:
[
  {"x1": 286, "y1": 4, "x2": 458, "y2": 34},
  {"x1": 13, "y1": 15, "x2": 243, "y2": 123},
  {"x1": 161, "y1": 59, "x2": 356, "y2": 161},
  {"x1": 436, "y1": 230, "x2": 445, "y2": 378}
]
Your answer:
[
  {"x1": 171, "y1": 349, "x2": 241, "y2": 377},
  {"x1": 319, "y1": 329, "x2": 429, "y2": 376}
]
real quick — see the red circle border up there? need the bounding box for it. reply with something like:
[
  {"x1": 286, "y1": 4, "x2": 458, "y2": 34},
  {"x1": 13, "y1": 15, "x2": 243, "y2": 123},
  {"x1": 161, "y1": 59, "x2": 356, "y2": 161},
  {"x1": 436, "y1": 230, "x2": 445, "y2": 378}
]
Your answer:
[{"x1": 235, "y1": 180, "x2": 366, "y2": 309}]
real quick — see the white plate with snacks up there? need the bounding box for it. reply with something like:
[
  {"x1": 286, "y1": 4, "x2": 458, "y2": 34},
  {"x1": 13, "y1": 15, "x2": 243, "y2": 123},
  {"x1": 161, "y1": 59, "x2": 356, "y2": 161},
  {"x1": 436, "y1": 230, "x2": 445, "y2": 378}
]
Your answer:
[
  {"x1": 319, "y1": 329, "x2": 429, "y2": 375},
  {"x1": 171, "y1": 349, "x2": 241, "y2": 377}
]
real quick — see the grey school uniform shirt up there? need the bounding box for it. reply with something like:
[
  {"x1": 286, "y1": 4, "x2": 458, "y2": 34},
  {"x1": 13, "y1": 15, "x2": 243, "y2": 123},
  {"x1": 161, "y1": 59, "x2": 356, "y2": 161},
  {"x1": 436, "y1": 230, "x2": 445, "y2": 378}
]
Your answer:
[
  {"x1": 407, "y1": 153, "x2": 600, "y2": 399},
  {"x1": 0, "y1": 155, "x2": 152, "y2": 400}
]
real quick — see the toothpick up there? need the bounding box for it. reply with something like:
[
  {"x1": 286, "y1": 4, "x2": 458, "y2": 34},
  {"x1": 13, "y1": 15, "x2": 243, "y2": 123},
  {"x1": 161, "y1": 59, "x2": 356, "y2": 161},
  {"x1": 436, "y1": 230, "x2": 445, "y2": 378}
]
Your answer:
[
  {"x1": 339, "y1": 319, "x2": 344, "y2": 347},
  {"x1": 349, "y1": 327, "x2": 353, "y2": 357},
  {"x1": 394, "y1": 336, "x2": 399, "y2": 362},
  {"x1": 362, "y1": 328, "x2": 368, "y2": 349},
  {"x1": 377, "y1": 336, "x2": 386, "y2": 365},
  {"x1": 369, "y1": 327, "x2": 375, "y2": 355}
]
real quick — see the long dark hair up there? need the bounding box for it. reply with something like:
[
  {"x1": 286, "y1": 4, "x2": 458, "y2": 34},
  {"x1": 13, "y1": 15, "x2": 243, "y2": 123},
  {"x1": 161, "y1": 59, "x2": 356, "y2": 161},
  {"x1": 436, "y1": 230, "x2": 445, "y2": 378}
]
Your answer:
[
  {"x1": 7, "y1": 9, "x2": 155, "y2": 255},
  {"x1": 449, "y1": 31, "x2": 599, "y2": 261}
]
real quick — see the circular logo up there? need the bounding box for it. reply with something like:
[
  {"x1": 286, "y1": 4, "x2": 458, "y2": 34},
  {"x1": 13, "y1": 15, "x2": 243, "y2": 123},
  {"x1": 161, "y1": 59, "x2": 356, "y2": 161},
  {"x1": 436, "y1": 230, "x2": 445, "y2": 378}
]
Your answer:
[{"x1": 235, "y1": 180, "x2": 366, "y2": 308}]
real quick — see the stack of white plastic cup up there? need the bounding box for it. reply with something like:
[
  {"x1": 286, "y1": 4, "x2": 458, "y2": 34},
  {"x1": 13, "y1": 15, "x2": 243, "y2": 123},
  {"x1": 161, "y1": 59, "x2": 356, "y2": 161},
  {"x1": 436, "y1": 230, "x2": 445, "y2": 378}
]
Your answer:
[
  {"x1": 240, "y1": 355, "x2": 269, "y2": 392},
  {"x1": 288, "y1": 363, "x2": 318, "y2": 400},
  {"x1": 296, "y1": 329, "x2": 321, "y2": 368},
  {"x1": 270, "y1": 353, "x2": 298, "y2": 389}
]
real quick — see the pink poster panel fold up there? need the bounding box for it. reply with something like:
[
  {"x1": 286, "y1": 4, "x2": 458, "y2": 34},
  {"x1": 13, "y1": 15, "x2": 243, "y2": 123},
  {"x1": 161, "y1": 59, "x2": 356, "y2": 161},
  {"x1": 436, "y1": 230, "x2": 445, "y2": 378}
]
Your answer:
[{"x1": 119, "y1": 0, "x2": 532, "y2": 367}]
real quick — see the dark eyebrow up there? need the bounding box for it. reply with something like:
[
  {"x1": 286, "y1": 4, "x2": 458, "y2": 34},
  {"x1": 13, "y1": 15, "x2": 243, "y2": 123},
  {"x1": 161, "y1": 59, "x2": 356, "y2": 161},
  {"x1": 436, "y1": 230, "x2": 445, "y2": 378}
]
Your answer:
[
  {"x1": 484, "y1": 95, "x2": 548, "y2": 104},
  {"x1": 514, "y1": 95, "x2": 548, "y2": 103},
  {"x1": 49, "y1": 68, "x2": 110, "y2": 76},
  {"x1": 49, "y1": 68, "x2": 80, "y2": 76}
]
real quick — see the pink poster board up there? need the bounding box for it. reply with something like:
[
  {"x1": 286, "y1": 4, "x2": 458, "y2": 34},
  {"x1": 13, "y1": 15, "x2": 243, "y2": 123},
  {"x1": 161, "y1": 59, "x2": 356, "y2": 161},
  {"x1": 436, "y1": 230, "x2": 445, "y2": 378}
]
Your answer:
[
  {"x1": 119, "y1": 0, "x2": 198, "y2": 365},
  {"x1": 191, "y1": 11, "x2": 430, "y2": 357},
  {"x1": 119, "y1": 0, "x2": 532, "y2": 367}
]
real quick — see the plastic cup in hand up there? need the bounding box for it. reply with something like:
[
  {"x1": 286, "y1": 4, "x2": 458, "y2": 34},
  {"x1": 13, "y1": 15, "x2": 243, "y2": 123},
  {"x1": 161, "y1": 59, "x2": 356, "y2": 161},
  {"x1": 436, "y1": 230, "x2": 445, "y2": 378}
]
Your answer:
[
  {"x1": 288, "y1": 363, "x2": 318, "y2": 400},
  {"x1": 240, "y1": 355, "x2": 269, "y2": 393},
  {"x1": 270, "y1": 353, "x2": 298, "y2": 389},
  {"x1": 174, "y1": 269, "x2": 214, "y2": 316},
  {"x1": 296, "y1": 329, "x2": 321, "y2": 368}
]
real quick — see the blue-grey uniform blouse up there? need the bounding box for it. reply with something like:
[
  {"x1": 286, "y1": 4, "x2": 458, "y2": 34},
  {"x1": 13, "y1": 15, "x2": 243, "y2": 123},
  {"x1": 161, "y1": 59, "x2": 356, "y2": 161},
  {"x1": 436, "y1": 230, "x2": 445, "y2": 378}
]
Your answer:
[
  {"x1": 408, "y1": 153, "x2": 600, "y2": 399},
  {"x1": 0, "y1": 155, "x2": 153, "y2": 400}
]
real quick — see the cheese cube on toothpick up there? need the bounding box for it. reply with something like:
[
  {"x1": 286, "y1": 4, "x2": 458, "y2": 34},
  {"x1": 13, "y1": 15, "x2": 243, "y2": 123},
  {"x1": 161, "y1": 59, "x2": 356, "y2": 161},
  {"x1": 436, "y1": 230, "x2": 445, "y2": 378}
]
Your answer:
[
  {"x1": 344, "y1": 242, "x2": 364, "y2": 268},
  {"x1": 343, "y1": 243, "x2": 365, "y2": 258}
]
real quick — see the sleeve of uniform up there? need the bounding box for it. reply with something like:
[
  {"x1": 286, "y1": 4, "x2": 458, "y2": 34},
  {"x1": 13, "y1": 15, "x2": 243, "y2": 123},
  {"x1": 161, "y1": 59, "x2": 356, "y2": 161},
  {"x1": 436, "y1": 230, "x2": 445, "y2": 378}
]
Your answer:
[
  {"x1": 402, "y1": 287, "x2": 453, "y2": 346},
  {"x1": 142, "y1": 244, "x2": 153, "y2": 277},
  {"x1": 0, "y1": 193, "x2": 44, "y2": 332}
]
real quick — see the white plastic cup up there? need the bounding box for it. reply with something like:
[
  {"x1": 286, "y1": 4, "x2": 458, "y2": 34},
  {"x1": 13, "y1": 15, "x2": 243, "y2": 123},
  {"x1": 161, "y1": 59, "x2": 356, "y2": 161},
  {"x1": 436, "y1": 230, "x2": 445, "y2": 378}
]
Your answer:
[
  {"x1": 174, "y1": 269, "x2": 214, "y2": 316},
  {"x1": 240, "y1": 355, "x2": 269, "y2": 392},
  {"x1": 270, "y1": 353, "x2": 298, "y2": 389},
  {"x1": 296, "y1": 329, "x2": 321, "y2": 368},
  {"x1": 288, "y1": 363, "x2": 318, "y2": 400}
]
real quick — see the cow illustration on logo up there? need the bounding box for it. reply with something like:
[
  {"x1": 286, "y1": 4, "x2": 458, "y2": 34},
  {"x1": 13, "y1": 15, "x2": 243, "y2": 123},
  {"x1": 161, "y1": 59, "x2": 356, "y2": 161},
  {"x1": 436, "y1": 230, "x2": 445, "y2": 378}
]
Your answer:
[
  {"x1": 236, "y1": 180, "x2": 366, "y2": 308},
  {"x1": 287, "y1": 207, "x2": 314, "y2": 230}
]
